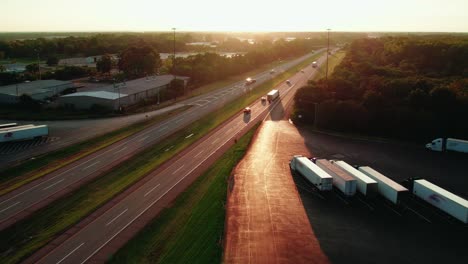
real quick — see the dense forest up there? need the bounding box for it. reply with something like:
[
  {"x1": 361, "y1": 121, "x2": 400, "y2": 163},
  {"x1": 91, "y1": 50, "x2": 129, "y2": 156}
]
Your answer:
[{"x1": 293, "y1": 36, "x2": 468, "y2": 141}]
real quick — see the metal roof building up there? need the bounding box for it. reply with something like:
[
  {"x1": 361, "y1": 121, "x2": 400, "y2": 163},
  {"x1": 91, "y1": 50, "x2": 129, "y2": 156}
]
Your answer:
[{"x1": 0, "y1": 80, "x2": 75, "y2": 104}]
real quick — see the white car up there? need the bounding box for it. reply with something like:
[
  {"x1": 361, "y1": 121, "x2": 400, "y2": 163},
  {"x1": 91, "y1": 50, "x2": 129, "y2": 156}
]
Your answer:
[{"x1": 243, "y1": 107, "x2": 251, "y2": 114}]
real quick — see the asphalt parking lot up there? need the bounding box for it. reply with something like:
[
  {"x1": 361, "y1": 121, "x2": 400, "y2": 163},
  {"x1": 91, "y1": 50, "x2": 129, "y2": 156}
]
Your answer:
[{"x1": 293, "y1": 129, "x2": 468, "y2": 264}]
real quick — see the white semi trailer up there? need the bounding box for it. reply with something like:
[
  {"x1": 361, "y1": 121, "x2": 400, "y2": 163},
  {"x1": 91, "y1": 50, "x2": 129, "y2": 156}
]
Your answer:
[
  {"x1": 332, "y1": 160, "x2": 378, "y2": 197},
  {"x1": 316, "y1": 159, "x2": 356, "y2": 196},
  {"x1": 267, "y1": 89, "x2": 279, "y2": 103},
  {"x1": 413, "y1": 179, "x2": 468, "y2": 224},
  {"x1": 290, "y1": 155, "x2": 333, "y2": 191},
  {"x1": 425, "y1": 138, "x2": 468, "y2": 153},
  {"x1": 0, "y1": 125, "x2": 48, "y2": 143},
  {"x1": 358, "y1": 166, "x2": 409, "y2": 205}
]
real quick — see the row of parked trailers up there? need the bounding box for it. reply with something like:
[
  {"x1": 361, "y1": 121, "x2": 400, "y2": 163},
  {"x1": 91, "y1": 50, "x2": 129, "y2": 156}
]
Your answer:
[
  {"x1": 290, "y1": 155, "x2": 468, "y2": 224},
  {"x1": 0, "y1": 123, "x2": 49, "y2": 143}
]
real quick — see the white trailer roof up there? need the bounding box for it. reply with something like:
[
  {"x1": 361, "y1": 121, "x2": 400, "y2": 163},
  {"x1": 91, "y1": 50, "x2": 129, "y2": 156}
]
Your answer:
[
  {"x1": 267, "y1": 89, "x2": 278, "y2": 96},
  {"x1": 415, "y1": 179, "x2": 468, "y2": 207},
  {"x1": 359, "y1": 166, "x2": 408, "y2": 192},
  {"x1": 333, "y1": 161, "x2": 377, "y2": 184},
  {"x1": 317, "y1": 159, "x2": 355, "y2": 181},
  {"x1": 297, "y1": 157, "x2": 332, "y2": 179},
  {"x1": 447, "y1": 138, "x2": 468, "y2": 144},
  {"x1": 1, "y1": 125, "x2": 47, "y2": 133}
]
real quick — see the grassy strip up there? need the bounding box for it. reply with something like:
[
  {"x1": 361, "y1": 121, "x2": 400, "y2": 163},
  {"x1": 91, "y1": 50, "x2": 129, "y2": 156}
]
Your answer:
[
  {"x1": 313, "y1": 50, "x2": 346, "y2": 80},
  {"x1": 0, "y1": 51, "x2": 323, "y2": 264},
  {"x1": 108, "y1": 123, "x2": 259, "y2": 264},
  {"x1": 0, "y1": 105, "x2": 190, "y2": 196}
]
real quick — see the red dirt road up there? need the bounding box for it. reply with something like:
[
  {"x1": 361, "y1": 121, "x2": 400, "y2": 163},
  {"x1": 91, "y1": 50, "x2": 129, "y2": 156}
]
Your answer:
[{"x1": 224, "y1": 120, "x2": 329, "y2": 264}]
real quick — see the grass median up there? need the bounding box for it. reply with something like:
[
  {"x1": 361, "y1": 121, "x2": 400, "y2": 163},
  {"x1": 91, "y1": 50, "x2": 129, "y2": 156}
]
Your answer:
[
  {"x1": 108, "y1": 123, "x2": 259, "y2": 264},
  {"x1": 0, "y1": 105, "x2": 190, "y2": 197},
  {"x1": 0, "y1": 50, "x2": 324, "y2": 264}
]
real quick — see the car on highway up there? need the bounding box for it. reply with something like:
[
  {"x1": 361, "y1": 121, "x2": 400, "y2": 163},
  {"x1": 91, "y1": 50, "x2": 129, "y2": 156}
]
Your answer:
[
  {"x1": 286, "y1": 80, "x2": 292, "y2": 85},
  {"x1": 261, "y1": 96, "x2": 267, "y2": 102},
  {"x1": 245, "y1": 78, "x2": 256, "y2": 85},
  {"x1": 270, "y1": 69, "x2": 276, "y2": 74},
  {"x1": 243, "y1": 107, "x2": 251, "y2": 114},
  {"x1": 301, "y1": 70, "x2": 305, "y2": 73}
]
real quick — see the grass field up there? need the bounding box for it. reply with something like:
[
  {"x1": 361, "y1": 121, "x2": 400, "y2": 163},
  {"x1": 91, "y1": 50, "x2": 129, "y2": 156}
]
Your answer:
[
  {"x1": 314, "y1": 50, "x2": 346, "y2": 80},
  {"x1": 108, "y1": 124, "x2": 259, "y2": 264},
  {"x1": 0, "y1": 106, "x2": 190, "y2": 197},
  {"x1": 0, "y1": 50, "x2": 324, "y2": 264}
]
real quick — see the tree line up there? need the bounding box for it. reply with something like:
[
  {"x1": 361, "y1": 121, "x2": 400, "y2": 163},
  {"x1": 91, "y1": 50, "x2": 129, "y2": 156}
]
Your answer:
[{"x1": 293, "y1": 36, "x2": 468, "y2": 142}]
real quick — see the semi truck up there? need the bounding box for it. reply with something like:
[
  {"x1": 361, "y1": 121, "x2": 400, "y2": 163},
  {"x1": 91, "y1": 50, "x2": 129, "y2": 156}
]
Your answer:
[
  {"x1": 267, "y1": 89, "x2": 279, "y2": 103},
  {"x1": 316, "y1": 159, "x2": 357, "y2": 196},
  {"x1": 412, "y1": 179, "x2": 468, "y2": 224},
  {"x1": 0, "y1": 125, "x2": 48, "y2": 143},
  {"x1": 290, "y1": 155, "x2": 333, "y2": 191},
  {"x1": 425, "y1": 138, "x2": 468, "y2": 153},
  {"x1": 332, "y1": 160, "x2": 378, "y2": 197},
  {"x1": 358, "y1": 166, "x2": 409, "y2": 205}
]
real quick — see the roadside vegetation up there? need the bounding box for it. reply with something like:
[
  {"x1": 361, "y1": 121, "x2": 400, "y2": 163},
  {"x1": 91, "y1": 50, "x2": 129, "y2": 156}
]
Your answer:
[
  {"x1": 0, "y1": 106, "x2": 190, "y2": 196},
  {"x1": 0, "y1": 50, "x2": 323, "y2": 264},
  {"x1": 108, "y1": 123, "x2": 259, "y2": 264},
  {"x1": 293, "y1": 36, "x2": 468, "y2": 141}
]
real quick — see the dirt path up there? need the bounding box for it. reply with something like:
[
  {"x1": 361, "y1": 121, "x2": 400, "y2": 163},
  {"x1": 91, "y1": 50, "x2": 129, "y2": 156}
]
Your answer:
[{"x1": 224, "y1": 120, "x2": 329, "y2": 264}]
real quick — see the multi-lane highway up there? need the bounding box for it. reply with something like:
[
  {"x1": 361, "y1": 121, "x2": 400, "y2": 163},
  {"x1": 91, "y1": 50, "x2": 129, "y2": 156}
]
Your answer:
[
  {"x1": 30, "y1": 51, "x2": 332, "y2": 264},
  {"x1": 0, "y1": 50, "x2": 324, "y2": 230}
]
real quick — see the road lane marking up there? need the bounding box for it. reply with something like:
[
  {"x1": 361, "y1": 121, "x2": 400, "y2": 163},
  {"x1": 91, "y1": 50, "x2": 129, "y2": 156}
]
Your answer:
[
  {"x1": 0, "y1": 201, "x2": 21, "y2": 213},
  {"x1": 83, "y1": 161, "x2": 100, "y2": 170},
  {"x1": 56, "y1": 242, "x2": 85, "y2": 264},
  {"x1": 172, "y1": 165, "x2": 185, "y2": 175},
  {"x1": 194, "y1": 150, "x2": 204, "y2": 158},
  {"x1": 211, "y1": 138, "x2": 220, "y2": 145},
  {"x1": 165, "y1": 146, "x2": 174, "y2": 152},
  {"x1": 43, "y1": 179, "x2": 65, "y2": 191},
  {"x1": 185, "y1": 133, "x2": 194, "y2": 139},
  {"x1": 175, "y1": 117, "x2": 184, "y2": 123},
  {"x1": 105, "y1": 208, "x2": 128, "y2": 227},
  {"x1": 138, "y1": 136, "x2": 149, "y2": 142},
  {"x1": 115, "y1": 146, "x2": 127, "y2": 154},
  {"x1": 159, "y1": 126, "x2": 168, "y2": 132},
  {"x1": 144, "y1": 184, "x2": 161, "y2": 197}
]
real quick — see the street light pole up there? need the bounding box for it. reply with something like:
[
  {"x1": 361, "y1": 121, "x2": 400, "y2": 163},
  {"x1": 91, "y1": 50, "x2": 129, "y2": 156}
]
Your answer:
[
  {"x1": 325, "y1": 28, "x2": 331, "y2": 88},
  {"x1": 172, "y1": 27, "x2": 176, "y2": 79},
  {"x1": 36, "y1": 49, "x2": 42, "y2": 80}
]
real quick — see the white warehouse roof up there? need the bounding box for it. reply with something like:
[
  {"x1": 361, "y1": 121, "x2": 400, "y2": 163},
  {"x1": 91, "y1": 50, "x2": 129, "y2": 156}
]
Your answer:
[{"x1": 61, "y1": 91, "x2": 127, "y2": 100}]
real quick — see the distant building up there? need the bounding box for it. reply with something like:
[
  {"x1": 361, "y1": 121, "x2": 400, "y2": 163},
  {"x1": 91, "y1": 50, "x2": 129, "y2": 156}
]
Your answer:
[
  {"x1": 58, "y1": 55, "x2": 118, "y2": 67},
  {"x1": 0, "y1": 80, "x2": 75, "y2": 104},
  {"x1": 2, "y1": 63, "x2": 26, "y2": 73},
  {"x1": 57, "y1": 75, "x2": 189, "y2": 110}
]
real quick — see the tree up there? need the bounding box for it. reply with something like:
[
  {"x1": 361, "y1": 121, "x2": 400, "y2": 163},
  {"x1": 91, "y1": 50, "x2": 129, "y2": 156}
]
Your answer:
[
  {"x1": 26, "y1": 63, "x2": 39, "y2": 73},
  {"x1": 167, "y1": 78, "x2": 185, "y2": 100},
  {"x1": 118, "y1": 45, "x2": 161, "y2": 78},
  {"x1": 96, "y1": 54, "x2": 112, "y2": 74},
  {"x1": 46, "y1": 56, "x2": 59, "y2": 66}
]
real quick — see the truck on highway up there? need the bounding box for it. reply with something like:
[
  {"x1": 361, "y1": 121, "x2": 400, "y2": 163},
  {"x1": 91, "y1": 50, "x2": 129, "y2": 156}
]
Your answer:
[
  {"x1": 0, "y1": 125, "x2": 48, "y2": 143},
  {"x1": 412, "y1": 179, "x2": 468, "y2": 224},
  {"x1": 425, "y1": 138, "x2": 468, "y2": 153},
  {"x1": 332, "y1": 160, "x2": 378, "y2": 197},
  {"x1": 316, "y1": 159, "x2": 356, "y2": 196},
  {"x1": 358, "y1": 166, "x2": 409, "y2": 205},
  {"x1": 312, "y1": 61, "x2": 318, "y2": 68},
  {"x1": 267, "y1": 89, "x2": 279, "y2": 103},
  {"x1": 290, "y1": 155, "x2": 333, "y2": 191}
]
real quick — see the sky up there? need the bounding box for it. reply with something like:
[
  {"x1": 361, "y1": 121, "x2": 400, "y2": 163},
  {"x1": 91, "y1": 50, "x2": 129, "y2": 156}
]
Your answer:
[{"x1": 1, "y1": 0, "x2": 468, "y2": 32}]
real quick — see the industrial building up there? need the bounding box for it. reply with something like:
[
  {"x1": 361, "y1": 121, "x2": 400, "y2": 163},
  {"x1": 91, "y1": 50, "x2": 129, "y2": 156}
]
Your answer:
[
  {"x1": 57, "y1": 75, "x2": 189, "y2": 110},
  {"x1": 0, "y1": 80, "x2": 75, "y2": 104}
]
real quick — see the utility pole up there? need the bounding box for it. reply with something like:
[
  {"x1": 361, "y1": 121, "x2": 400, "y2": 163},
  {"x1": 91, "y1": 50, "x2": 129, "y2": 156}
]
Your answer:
[
  {"x1": 172, "y1": 27, "x2": 176, "y2": 80},
  {"x1": 325, "y1": 29, "x2": 331, "y2": 88},
  {"x1": 36, "y1": 49, "x2": 42, "y2": 80}
]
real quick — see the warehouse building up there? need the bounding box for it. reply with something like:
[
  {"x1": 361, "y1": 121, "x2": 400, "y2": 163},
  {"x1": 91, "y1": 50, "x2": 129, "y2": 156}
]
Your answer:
[
  {"x1": 0, "y1": 80, "x2": 75, "y2": 104},
  {"x1": 57, "y1": 75, "x2": 189, "y2": 110}
]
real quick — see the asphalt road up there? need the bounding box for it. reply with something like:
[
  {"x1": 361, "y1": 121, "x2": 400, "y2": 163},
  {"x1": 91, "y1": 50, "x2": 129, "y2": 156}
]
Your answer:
[
  {"x1": 30, "y1": 51, "x2": 332, "y2": 264},
  {"x1": 0, "y1": 50, "x2": 324, "y2": 230},
  {"x1": 0, "y1": 50, "x2": 321, "y2": 168}
]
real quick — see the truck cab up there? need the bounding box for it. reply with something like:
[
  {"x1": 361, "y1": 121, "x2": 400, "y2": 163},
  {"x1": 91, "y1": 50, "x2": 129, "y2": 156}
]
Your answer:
[{"x1": 426, "y1": 138, "x2": 443, "y2": 151}]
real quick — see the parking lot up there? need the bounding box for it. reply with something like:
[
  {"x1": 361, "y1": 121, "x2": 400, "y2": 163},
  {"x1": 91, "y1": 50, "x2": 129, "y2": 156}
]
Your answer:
[{"x1": 294, "y1": 130, "x2": 468, "y2": 264}]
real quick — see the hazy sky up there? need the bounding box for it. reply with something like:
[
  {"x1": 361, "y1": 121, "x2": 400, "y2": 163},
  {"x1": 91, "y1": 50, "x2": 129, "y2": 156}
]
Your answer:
[{"x1": 1, "y1": 0, "x2": 467, "y2": 32}]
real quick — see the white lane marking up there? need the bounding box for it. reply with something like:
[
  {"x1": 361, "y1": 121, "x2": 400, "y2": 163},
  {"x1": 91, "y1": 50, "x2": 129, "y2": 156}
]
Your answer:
[
  {"x1": 115, "y1": 146, "x2": 127, "y2": 154},
  {"x1": 43, "y1": 179, "x2": 65, "y2": 191},
  {"x1": 83, "y1": 161, "x2": 100, "y2": 170},
  {"x1": 56, "y1": 242, "x2": 85, "y2": 264},
  {"x1": 144, "y1": 184, "x2": 161, "y2": 197},
  {"x1": 138, "y1": 136, "x2": 149, "y2": 142},
  {"x1": 165, "y1": 146, "x2": 174, "y2": 152},
  {"x1": 105, "y1": 208, "x2": 128, "y2": 227},
  {"x1": 194, "y1": 150, "x2": 204, "y2": 158},
  {"x1": 175, "y1": 117, "x2": 184, "y2": 123},
  {"x1": 171, "y1": 164, "x2": 185, "y2": 175},
  {"x1": 185, "y1": 133, "x2": 194, "y2": 139},
  {"x1": 159, "y1": 126, "x2": 168, "y2": 132},
  {"x1": 0, "y1": 201, "x2": 21, "y2": 213},
  {"x1": 211, "y1": 138, "x2": 220, "y2": 145}
]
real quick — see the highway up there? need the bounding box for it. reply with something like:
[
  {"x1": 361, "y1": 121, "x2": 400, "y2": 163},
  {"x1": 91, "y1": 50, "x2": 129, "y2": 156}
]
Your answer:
[
  {"x1": 0, "y1": 50, "x2": 324, "y2": 230},
  {"x1": 31, "y1": 51, "x2": 332, "y2": 264}
]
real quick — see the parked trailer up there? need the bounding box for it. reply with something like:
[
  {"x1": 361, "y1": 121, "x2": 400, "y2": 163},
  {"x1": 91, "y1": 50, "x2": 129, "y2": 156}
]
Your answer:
[
  {"x1": 358, "y1": 166, "x2": 409, "y2": 205},
  {"x1": 267, "y1": 89, "x2": 279, "y2": 103},
  {"x1": 0, "y1": 125, "x2": 48, "y2": 143},
  {"x1": 413, "y1": 179, "x2": 468, "y2": 224},
  {"x1": 316, "y1": 159, "x2": 356, "y2": 196},
  {"x1": 0, "y1": 124, "x2": 35, "y2": 132},
  {"x1": 425, "y1": 138, "x2": 468, "y2": 153},
  {"x1": 332, "y1": 160, "x2": 378, "y2": 197},
  {"x1": 0, "y1": 123, "x2": 17, "y2": 129},
  {"x1": 290, "y1": 155, "x2": 333, "y2": 191}
]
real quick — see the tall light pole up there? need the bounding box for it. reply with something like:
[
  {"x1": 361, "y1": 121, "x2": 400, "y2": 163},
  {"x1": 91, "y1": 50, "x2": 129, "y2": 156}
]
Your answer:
[
  {"x1": 35, "y1": 48, "x2": 42, "y2": 80},
  {"x1": 325, "y1": 28, "x2": 331, "y2": 88},
  {"x1": 172, "y1": 27, "x2": 176, "y2": 80}
]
